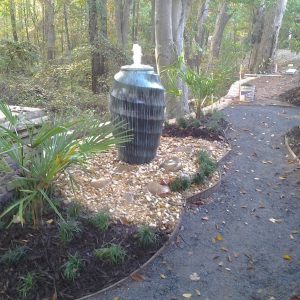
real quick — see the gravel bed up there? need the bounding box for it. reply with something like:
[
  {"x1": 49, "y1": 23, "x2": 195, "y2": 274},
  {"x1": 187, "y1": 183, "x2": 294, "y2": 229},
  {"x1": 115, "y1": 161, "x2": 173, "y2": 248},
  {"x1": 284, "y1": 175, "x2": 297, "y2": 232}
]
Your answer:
[{"x1": 56, "y1": 136, "x2": 230, "y2": 230}]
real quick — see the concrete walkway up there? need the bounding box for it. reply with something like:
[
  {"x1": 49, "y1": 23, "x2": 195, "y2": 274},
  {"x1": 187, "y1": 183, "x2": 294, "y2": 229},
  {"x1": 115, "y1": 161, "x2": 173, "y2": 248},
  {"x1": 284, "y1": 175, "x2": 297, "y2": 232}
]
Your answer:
[{"x1": 97, "y1": 104, "x2": 300, "y2": 300}]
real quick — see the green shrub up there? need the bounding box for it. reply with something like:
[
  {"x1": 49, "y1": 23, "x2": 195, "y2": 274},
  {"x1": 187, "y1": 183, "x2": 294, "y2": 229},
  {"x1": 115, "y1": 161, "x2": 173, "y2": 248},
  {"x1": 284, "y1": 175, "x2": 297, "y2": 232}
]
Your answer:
[
  {"x1": 90, "y1": 212, "x2": 109, "y2": 231},
  {"x1": 192, "y1": 172, "x2": 206, "y2": 185},
  {"x1": 206, "y1": 110, "x2": 224, "y2": 131},
  {"x1": 176, "y1": 117, "x2": 188, "y2": 129},
  {"x1": 94, "y1": 244, "x2": 126, "y2": 265},
  {"x1": 0, "y1": 246, "x2": 29, "y2": 266},
  {"x1": 0, "y1": 101, "x2": 129, "y2": 227},
  {"x1": 197, "y1": 150, "x2": 217, "y2": 177},
  {"x1": 59, "y1": 220, "x2": 81, "y2": 243},
  {"x1": 169, "y1": 177, "x2": 191, "y2": 192},
  {"x1": 63, "y1": 253, "x2": 82, "y2": 281},
  {"x1": 137, "y1": 225, "x2": 157, "y2": 248},
  {"x1": 0, "y1": 40, "x2": 39, "y2": 73},
  {"x1": 17, "y1": 272, "x2": 36, "y2": 299},
  {"x1": 67, "y1": 203, "x2": 82, "y2": 219}
]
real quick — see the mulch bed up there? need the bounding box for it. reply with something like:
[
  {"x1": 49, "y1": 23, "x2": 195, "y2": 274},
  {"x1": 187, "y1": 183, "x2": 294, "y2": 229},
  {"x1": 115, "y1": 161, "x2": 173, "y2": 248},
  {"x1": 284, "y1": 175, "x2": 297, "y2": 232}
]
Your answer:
[
  {"x1": 287, "y1": 125, "x2": 300, "y2": 159},
  {"x1": 162, "y1": 114, "x2": 228, "y2": 141},
  {"x1": 279, "y1": 86, "x2": 300, "y2": 106},
  {"x1": 0, "y1": 208, "x2": 167, "y2": 300}
]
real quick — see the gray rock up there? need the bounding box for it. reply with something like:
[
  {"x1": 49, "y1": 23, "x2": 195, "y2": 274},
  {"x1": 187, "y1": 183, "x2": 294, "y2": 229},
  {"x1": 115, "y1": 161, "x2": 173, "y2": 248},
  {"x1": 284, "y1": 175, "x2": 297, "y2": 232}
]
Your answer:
[
  {"x1": 160, "y1": 157, "x2": 182, "y2": 172},
  {"x1": 147, "y1": 182, "x2": 170, "y2": 196},
  {"x1": 90, "y1": 178, "x2": 110, "y2": 189}
]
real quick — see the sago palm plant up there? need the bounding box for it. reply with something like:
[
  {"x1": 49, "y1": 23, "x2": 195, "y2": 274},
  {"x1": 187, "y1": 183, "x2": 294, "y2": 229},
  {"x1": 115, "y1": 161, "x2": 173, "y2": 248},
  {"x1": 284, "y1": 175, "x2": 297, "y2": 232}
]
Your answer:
[{"x1": 0, "y1": 101, "x2": 129, "y2": 227}]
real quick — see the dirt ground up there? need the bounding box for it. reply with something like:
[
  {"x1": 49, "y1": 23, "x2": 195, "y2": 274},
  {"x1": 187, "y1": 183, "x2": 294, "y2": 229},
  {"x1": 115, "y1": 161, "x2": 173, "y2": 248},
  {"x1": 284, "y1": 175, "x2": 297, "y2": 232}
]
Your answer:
[{"x1": 250, "y1": 74, "x2": 299, "y2": 106}]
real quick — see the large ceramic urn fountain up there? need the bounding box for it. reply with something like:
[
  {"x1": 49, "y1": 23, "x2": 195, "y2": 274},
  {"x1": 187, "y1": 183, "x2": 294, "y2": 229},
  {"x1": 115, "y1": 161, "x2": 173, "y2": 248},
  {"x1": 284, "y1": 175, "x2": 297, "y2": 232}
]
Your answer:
[{"x1": 110, "y1": 44, "x2": 165, "y2": 164}]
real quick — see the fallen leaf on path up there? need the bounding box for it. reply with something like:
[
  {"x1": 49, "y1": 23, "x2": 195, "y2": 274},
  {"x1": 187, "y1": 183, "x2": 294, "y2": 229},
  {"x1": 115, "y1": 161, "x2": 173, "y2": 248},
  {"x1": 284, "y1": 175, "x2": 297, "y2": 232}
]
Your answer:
[
  {"x1": 290, "y1": 234, "x2": 294, "y2": 240},
  {"x1": 130, "y1": 272, "x2": 145, "y2": 282},
  {"x1": 269, "y1": 218, "x2": 283, "y2": 223},
  {"x1": 279, "y1": 176, "x2": 287, "y2": 180},
  {"x1": 113, "y1": 297, "x2": 119, "y2": 300},
  {"x1": 195, "y1": 289, "x2": 201, "y2": 296},
  {"x1": 218, "y1": 261, "x2": 224, "y2": 267},
  {"x1": 291, "y1": 230, "x2": 299, "y2": 234},
  {"x1": 201, "y1": 216, "x2": 209, "y2": 221},
  {"x1": 225, "y1": 267, "x2": 231, "y2": 271},
  {"x1": 160, "y1": 274, "x2": 166, "y2": 279},
  {"x1": 189, "y1": 273, "x2": 200, "y2": 281},
  {"x1": 215, "y1": 234, "x2": 223, "y2": 241},
  {"x1": 259, "y1": 204, "x2": 265, "y2": 208},
  {"x1": 182, "y1": 293, "x2": 192, "y2": 299},
  {"x1": 221, "y1": 247, "x2": 228, "y2": 252},
  {"x1": 254, "y1": 177, "x2": 260, "y2": 181},
  {"x1": 255, "y1": 188, "x2": 262, "y2": 192},
  {"x1": 283, "y1": 254, "x2": 292, "y2": 261}
]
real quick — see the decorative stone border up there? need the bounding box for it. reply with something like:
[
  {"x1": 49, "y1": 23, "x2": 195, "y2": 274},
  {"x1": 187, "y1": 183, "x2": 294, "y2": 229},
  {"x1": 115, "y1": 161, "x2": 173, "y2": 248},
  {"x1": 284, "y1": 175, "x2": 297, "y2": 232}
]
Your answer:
[{"x1": 285, "y1": 134, "x2": 300, "y2": 165}]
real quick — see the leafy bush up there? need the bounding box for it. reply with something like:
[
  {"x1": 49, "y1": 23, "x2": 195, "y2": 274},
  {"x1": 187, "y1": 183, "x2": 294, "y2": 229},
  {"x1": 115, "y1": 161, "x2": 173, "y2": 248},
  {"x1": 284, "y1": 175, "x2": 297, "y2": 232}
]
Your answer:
[
  {"x1": 206, "y1": 110, "x2": 224, "y2": 131},
  {"x1": 0, "y1": 246, "x2": 29, "y2": 266},
  {"x1": 59, "y1": 220, "x2": 82, "y2": 243},
  {"x1": 67, "y1": 203, "x2": 82, "y2": 219},
  {"x1": 89, "y1": 212, "x2": 110, "y2": 231},
  {"x1": 94, "y1": 244, "x2": 126, "y2": 265},
  {"x1": 17, "y1": 272, "x2": 36, "y2": 299},
  {"x1": 197, "y1": 150, "x2": 217, "y2": 177},
  {"x1": 0, "y1": 40, "x2": 39, "y2": 73},
  {"x1": 63, "y1": 253, "x2": 82, "y2": 281},
  {"x1": 169, "y1": 177, "x2": 191, "y2": 192},
  {"x1": 0, "y1": 101, "x2": 129, "y2": 227},
  {"x1": 137, "y1": 225, "x2": 157, "y2": 248}
]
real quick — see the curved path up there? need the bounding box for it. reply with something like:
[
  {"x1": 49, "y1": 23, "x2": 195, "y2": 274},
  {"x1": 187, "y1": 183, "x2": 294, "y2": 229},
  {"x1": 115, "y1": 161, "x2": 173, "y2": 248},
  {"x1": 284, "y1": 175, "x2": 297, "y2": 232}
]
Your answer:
[{"x1": 93, "y1": 104, "x2": 300, "y2": 300}]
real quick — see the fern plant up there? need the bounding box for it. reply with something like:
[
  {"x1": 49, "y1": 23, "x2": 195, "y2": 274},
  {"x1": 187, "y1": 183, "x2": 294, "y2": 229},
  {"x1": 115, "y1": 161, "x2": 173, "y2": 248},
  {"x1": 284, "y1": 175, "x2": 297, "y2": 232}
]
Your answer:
[{"x1": 0, "y1": 100, "x2": 129, "y2": 227}]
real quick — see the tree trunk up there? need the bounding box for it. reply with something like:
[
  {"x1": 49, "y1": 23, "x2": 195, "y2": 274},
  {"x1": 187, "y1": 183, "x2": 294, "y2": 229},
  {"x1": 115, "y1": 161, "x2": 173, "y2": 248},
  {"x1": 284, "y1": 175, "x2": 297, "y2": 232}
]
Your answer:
[
  {"x1": 172, "y1": 0, "x2": 190, "y2": 116},
  {"x1": 155, "y1": 0, "x2": 190, "y2": 118},
  {"x1": 250, "y1": 0, "x2": 288, "y2": 73},
  {"x1": 63, "y1": 2, "x2": 71, "y2": 51},
  {"x1": 248, "y1": 3, "x2": 265, "y2": 72},
  {"x1": 9, "y1": 0, "x2": 18, "y2": 42},
  {"x1": 151, "y1": 0, "x2": 155, "y2": 45},
  {"x1": 45, "y1": 0, "x2": 55, "y2": 60},
  {"x1": 195, "y1": 0, "x2": 211, "y2": 68},
  {"x1": 209, "y1": 0, "x2": 231, "y2": 64},
  {"x1": 88, "y1": 0, "x2": 107, "y2": 94},
  {"x1": 114, "y1": 0, "x2": 133, "y2": 49}
]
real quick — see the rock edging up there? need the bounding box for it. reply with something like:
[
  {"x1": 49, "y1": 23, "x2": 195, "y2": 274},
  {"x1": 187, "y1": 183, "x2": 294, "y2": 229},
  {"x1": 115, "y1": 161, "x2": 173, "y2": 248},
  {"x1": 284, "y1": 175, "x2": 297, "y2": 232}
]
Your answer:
[{"x1": 285, "y1": 134, "x2": 300, "y2": 165}]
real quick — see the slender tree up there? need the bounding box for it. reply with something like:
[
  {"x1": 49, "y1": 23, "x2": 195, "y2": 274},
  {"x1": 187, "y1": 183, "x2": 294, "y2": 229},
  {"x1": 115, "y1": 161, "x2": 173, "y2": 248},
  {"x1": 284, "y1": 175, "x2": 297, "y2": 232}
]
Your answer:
[
  {"x1": 114, "y1": 0, "x2": 133, "y2": 49},
  {"x1": 155, "y1": 0, "x2": 190, "y2": 118},
  {"x1": 209, "y1": 0, "x2": 231, "y2": 65},
  {"x1": 9, "y1": 0, "x2": 18, "y2": 42},
  {"x1": 44, "y1": 0, "x2": 55, "y2": 60},
  {"x1": 88, "y1": 0, "x2": 107, "y2": 93}
]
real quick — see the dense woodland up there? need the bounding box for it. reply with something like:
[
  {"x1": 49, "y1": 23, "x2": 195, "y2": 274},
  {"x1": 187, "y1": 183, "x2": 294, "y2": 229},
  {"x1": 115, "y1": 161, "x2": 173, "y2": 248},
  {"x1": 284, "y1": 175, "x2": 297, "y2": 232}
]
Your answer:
[{"x1": 0, "y1": 0, "x2": 299, "y2": 117}]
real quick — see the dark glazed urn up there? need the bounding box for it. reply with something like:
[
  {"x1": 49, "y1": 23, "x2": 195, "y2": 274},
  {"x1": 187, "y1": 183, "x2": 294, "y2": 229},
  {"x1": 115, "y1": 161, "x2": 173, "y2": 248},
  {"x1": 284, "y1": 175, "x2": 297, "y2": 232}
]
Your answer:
[{"x1": 110, "y1": 65, "x2": 165, "y2": 164}]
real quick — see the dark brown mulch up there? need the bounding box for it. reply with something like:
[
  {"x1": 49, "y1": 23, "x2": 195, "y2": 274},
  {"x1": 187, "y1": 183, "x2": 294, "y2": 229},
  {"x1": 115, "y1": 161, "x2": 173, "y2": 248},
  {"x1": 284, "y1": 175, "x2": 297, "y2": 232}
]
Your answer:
[
  {"x1": 162, "y1": 114, "x2": 228, "y2": 141},
  {"x1": 287, "y1": 125, "x2": 300, "y2": 159},
  {"x1": 279, "y1": 86, "x2": 300, "y2": 106},
  {"x1": 0, "y1": 210, "x2": 168, "y2": 300}
]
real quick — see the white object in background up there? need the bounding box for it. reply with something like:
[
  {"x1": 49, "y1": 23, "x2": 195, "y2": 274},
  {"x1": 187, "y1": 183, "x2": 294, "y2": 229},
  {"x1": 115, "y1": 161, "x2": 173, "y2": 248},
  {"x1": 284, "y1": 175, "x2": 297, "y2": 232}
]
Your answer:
[
  {"x1": 288, "y1": 64, "x2": 294, "y2": 67},
  {"x1": 285, "y1": 68, "x2": 297, "y2": 74},
  {"x1": 132, "y1": 44, "x2": 142, "y2": 65}
]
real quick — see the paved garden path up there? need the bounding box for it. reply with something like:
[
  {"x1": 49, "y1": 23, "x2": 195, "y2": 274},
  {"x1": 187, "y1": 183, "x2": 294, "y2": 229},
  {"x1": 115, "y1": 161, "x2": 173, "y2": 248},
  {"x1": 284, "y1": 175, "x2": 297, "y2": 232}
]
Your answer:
[{"x1": 98, "y1": 103, "x2": 300, "y2": 300}]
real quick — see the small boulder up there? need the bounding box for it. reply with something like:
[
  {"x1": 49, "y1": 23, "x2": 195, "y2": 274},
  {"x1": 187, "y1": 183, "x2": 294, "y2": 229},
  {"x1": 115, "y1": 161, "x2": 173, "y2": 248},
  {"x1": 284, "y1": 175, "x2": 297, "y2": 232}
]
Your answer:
[
  {"x1": 160, "y1": 157, "x2": 182, "y2": 172},
  {"x1": 147, "y1": 182, "x2": 170, "y2": 196},
  {"x1": 91, "y1": 178, "x2": 110, "y2": 189}
]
